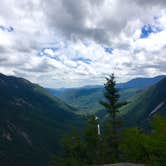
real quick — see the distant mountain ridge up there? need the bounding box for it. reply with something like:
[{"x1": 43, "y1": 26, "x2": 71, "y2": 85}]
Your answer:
[
  {"x1": 0, "y1": 73, "x2": 84, "y2": 166},
  {"x1": 47, "y1": 75, "x2": 166, "y2": 114},
  {"x1": 117, "y1": 75, "x2": 166, "y2": 89}
]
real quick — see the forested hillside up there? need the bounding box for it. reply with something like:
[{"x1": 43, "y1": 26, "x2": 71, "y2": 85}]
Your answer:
[
  {"x1": 122, "y1": 77, "x2": 166, "y2": 126},
  {"x1": 0, "y1": 73, "x2": 84, "y2": 166}
]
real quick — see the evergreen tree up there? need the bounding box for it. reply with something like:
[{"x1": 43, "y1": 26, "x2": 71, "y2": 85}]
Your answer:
[
  {"x1": 52, "y1": 74, "x2": 129, "y2": 165},
  {"x1": 83, "y1": 116, "x2": 102, "y2": 164},
  {"x1": 53, "y1": 129, "x2": 85, "y2": 166},
  {"x1": 100, "y1": 74, "x2": 127, "y2": 161},
  {"x1": 53, "y1": 117, "x2": 101, "y2": 166},
  {"x1": 120, "y1": 115, "x2": 166, "y2": 165}
]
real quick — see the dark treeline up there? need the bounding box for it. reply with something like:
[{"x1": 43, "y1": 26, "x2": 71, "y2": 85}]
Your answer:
[{"x1": 51, "y1": 74, "x2": 166, "y2": 166}]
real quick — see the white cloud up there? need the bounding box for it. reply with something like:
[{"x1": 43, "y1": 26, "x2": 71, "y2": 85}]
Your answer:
[{"x1": 0, "y1": 0, "x2": 166, "y2": 88}]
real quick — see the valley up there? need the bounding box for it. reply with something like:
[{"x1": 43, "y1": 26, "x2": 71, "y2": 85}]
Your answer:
[{"x1": 0, "y1": 73, "x2": 166, "y2": 166}]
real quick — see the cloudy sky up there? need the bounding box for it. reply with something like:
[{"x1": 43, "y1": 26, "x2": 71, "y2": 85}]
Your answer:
[{"x1": 0, "y1": 0, "x2": 166, "y2": 88}]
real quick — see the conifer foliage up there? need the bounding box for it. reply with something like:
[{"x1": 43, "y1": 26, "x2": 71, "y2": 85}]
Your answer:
[
  {"x1": 100, "y1": 74, "x2": 128, "y2": 161},
  {"x1": 52, "y1": 74, "x2": 166, "y2": 166},
  {"x1": 52, "y1": 74, "x2": 128, "y2": 165}
]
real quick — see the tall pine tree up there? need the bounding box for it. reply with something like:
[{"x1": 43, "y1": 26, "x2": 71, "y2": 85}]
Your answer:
[{"x1": 100, "y1": 74, "x2": 127, "y2": 161}]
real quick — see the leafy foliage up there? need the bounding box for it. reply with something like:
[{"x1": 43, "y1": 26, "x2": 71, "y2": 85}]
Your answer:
[
  {"x1": 53, "y1": 116, "x2": 102, "y2": 166},
  {"x1": 120, "y1": 116, "x2": 166, "y2": 165}
]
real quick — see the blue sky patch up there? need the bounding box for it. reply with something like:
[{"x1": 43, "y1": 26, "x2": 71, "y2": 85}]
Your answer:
[
  {"x1": 38, "y1": 47, "x2": 61, "y2": 61},
  {"x1": 72, "y1": 57, "x2": 92, "y2": 64},
  {"x1": 140, "y1": 24, "x2": 162, "y2": 38},
  {"x1": 0, "y1": 25, "x2": 14, "y2": 32},
  {"x1": 104, "y1": 47, "x2": 113, "y2": 54}
]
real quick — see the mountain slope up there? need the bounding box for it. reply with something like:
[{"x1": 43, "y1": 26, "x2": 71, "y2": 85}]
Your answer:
[
  {"x1": 0, "y1": 73, "x2": 84, "y2": 166},
  {"x1": 47, "y1": 75, "x2": 165, "y2": 114},
  {"x1": 117, "y1": 75, "x2": 166, "y2": 89},
  {"x1": 47, "y1": 86, "x2": 104, "y2": 114},
  {"x1": 122, "y1": 77, "x2": 166, "y2": 127}
]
